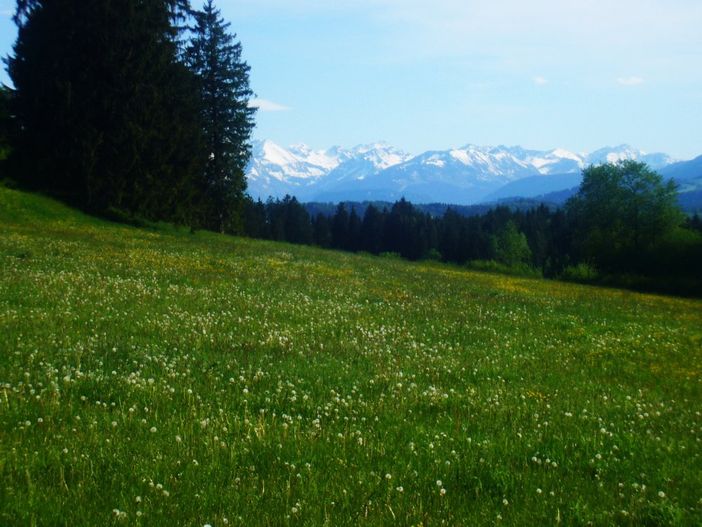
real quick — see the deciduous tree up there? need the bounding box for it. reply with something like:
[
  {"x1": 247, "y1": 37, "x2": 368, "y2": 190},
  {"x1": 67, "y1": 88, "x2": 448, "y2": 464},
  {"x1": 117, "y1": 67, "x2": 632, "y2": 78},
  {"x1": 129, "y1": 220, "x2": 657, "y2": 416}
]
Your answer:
[{"x1": 566, "y1": 161, "x2": 682, "y2": 271}]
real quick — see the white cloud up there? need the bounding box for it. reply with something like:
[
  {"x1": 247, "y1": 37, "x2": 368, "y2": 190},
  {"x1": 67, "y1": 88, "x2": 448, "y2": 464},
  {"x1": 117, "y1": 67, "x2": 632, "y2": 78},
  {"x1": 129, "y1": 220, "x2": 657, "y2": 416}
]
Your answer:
[
  {"x1": 617, "y1": 76, "x2": 645, "y2": 86},
  {"x1": 249, "y1": 98, "x2": 291, "y2": 112},
  {"x1": 533, "y1": 76, "x2": 548, "y2": 86}
]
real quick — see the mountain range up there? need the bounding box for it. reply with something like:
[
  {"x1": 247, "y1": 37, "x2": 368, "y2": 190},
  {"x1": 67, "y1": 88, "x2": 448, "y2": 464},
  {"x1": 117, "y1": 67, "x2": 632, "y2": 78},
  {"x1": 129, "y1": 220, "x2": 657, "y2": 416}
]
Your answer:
[{"x1": 246, "y1": 140, "x2": 701, "y2": 207}]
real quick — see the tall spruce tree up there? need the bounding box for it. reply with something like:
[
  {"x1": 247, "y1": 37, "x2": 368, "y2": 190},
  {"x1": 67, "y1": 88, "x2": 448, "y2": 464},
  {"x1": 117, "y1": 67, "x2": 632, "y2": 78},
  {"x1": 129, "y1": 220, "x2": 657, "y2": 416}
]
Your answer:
[
  {"x1": 187, "y1": 0, "x2": 256, "y2": 232},
  {"x1": 7, "y1": 0, "x2": 206, "y2": 222},
  {"x1": 0, "y1": 85, "x2": 11, "y2": 165}
]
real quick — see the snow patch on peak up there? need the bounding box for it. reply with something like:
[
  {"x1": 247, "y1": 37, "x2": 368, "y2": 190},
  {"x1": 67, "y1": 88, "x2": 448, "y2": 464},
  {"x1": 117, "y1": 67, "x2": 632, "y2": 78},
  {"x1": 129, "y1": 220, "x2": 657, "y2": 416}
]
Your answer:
[
  {"x1": 449, "y1": 149, "x2": 473, "y2": 165},
  {"x1": 344, "y1": 143, "x2": 411, "y2": 170},
  {"x1": 261, "y1": 141, "x2": 300, "y2": 167},
  {"x1": 425, "y1": 158, "x2": 446, "y2": 168},
  {"x1": 550, "y1": 148, "x2": 582, "y2": 161}
]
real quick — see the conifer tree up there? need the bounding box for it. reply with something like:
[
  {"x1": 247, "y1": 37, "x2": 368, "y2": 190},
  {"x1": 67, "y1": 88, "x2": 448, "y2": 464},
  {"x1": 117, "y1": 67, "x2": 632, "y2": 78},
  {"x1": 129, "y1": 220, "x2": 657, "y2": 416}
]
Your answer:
[
  {"x1": 331, "y1": 203, "x2": 350, "y2": 249},
  {"x1": 243, "y1": 196, "x2": 269, "y2": 238},
  {"x1": 360, "y1": 205, "x2": 385, "y2": 254},
  {"x1": 0, "y1": 86, "x2": 11, "y2": 165},
  {"x1": 347, "y1": 207, "x2": 362, "y2": 251},
  {"x1": 7, "y1": 0, "x2": 206, "y2": 222},
  {"x1": 313, "y1": 214, "x2": 333, "y2": 248},
  {"x1": 187, "y1": 0, "x2": 256, "y2": 232}
]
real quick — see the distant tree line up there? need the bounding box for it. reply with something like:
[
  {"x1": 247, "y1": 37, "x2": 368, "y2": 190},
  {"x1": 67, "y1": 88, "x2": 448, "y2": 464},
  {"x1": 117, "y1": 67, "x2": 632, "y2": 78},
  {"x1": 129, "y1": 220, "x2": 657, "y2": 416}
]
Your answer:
[
  {"x1": 1, "y1": 0, "x2": 254, "y2": 231},
  {"x1": 244, "y1": 196, "x2": 570, "y2": 272},
  {"x1": 242, "y1": 162, "x2": 702, "y2": 293}
]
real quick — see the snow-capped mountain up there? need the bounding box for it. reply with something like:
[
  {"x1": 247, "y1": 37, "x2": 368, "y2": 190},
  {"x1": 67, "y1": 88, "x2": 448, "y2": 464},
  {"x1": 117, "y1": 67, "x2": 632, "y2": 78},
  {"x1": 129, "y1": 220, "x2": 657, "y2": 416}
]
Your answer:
[
  {"x1": 585, "y1": 145, "x2": 674, "y2": 169},
  {"x1": 246, "y1": 141, "x2": 677, "y2": 204},
  {"x1": 497, "y1": 146, "x2": 585, "y2": 175},
  {"x1": 246, "y1": 140, "x2": 334, "y2": 200},
  {"x1": 326, "y1": 145, "x2": 543, "y2": 204},
  {"x1": 246, "y1": 140, "x2": 411, "y2": 201}
]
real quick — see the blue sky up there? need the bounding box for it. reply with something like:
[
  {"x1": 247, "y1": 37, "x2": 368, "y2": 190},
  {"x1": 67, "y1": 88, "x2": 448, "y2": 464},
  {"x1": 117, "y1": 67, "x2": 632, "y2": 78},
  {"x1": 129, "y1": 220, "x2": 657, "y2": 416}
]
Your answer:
[{"x1": 1, "y1": 0, "x2": 701, "y2": 159}]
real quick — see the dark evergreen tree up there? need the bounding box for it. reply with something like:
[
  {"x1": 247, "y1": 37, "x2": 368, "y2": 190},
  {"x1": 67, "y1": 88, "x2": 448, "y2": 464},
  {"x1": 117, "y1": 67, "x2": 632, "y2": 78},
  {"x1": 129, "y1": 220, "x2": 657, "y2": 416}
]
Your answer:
[
  {"x1": 282, "y1": 195, "x2": 313, "y2": 244},
  {"x1": 347, "y1": 207, "x2": 362, "y2": 251},
  {"x1": 7, "y1": 0, "x2": 206, "y2": 222},
  {"x1": 331, "y1": 203, "x2": 350, "y2": 249},
  {"x1": 265, "y1": 197, "x2": 286, "y2": 241},
  {"x1": 243, "y1": 196, "x2": 269, "y2": 238},
  {"x1": 0, "y1": 85, "x2": 11, "y2": 166},
  {"x1": 419, "y1": 214, "x2": 438, "y2": 259},
  {"x1": 313, "y1": 214, "x2": 333, "y2": 248},
  {"x1": 438, "y1": 209, "x2": 464, "y2": 263},
  {"x1": 521, "y1": 205, "x2": 551, "y2": 271},
  {"x1": 384, "y1": 198, "x2": 411, "y2": 256},
  {"x1": 686, "y1": 213, "x2": 702, "y2": 233},
  {"x1": 186, "y1": 0, "x2": 256, "y2": 233},
  {"x1": 468, "y1": 217, "x2": 490, "y2": 261},
  {"x1": 360, "y1": 205, "x2": 385, "y2": 254},
  {"x1": 383, "y1": 198, "x2": 433, "y2": 260},
  {"x1": 538, "y1": 209, "x2": 572, "y2": 276}
]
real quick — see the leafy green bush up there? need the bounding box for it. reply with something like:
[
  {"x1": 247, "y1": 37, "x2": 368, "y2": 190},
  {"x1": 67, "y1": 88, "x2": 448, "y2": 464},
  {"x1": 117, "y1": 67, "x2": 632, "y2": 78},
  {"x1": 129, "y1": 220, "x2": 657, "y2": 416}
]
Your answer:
[
  {"x1": 489, "y1": 220, "x2": 532, "y2": 266},
  {"x1": 560, "y1": 263, "x2": 599, "y2": 282},
  {"x1": 466, "y1": 259, "x2": 542, "y2": 278},
  {"x1": 424, "y1": 248, "x2": 442, "y2": 261}
]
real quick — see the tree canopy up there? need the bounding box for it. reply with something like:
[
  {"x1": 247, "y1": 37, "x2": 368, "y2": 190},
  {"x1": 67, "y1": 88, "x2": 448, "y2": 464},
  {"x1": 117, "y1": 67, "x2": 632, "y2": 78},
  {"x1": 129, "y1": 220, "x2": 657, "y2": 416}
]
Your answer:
[
  {"x1": 566, "y1": 160, "x2": 683, "y2": 271},
  {"x1": 490, "y1": 220, "x2": 532, "y2": 267}
]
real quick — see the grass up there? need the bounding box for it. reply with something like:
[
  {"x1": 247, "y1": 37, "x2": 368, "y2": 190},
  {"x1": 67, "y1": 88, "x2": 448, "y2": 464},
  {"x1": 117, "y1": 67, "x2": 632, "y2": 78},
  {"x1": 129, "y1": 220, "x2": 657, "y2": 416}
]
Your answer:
[{"x1": 1, "y1": 185, "x2": 701, "y2": 526}]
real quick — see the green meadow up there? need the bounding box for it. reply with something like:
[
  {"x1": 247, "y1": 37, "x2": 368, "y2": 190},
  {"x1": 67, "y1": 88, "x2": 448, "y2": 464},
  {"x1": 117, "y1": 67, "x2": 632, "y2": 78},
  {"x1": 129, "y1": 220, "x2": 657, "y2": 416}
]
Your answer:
[{"x1": 1, "y1": 185, "x2": 701, "y2": 526}]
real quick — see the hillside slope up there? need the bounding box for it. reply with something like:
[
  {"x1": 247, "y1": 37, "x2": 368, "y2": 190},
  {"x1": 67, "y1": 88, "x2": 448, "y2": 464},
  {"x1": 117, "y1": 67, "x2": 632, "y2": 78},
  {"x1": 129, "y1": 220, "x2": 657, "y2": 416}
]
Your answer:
[{"x1": 1, "y1": 186, "x2": 701, "y2": 526}]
